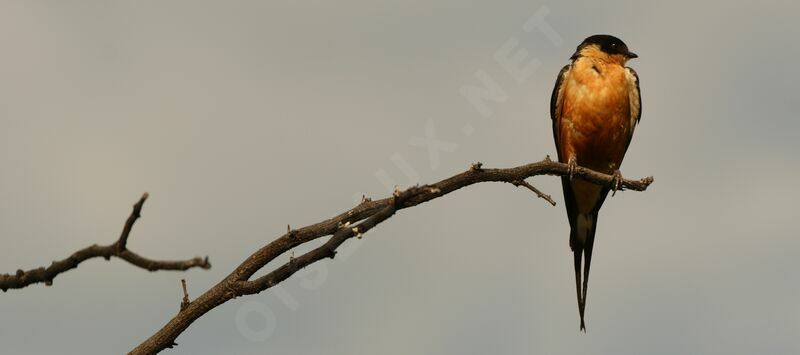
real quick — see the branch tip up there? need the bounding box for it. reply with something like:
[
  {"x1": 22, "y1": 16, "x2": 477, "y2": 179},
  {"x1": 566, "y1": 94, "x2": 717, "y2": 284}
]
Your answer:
[{"x1": 1, "y1": 194, "x2": 211, "y2": 291}]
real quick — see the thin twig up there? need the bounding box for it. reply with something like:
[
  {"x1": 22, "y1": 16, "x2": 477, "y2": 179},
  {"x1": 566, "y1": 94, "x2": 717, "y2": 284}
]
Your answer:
[
  {"x1": 180, "y1": 279, "x2": 190, "y2": 311},
  {"x1": 118, "y1": 192, "x2": 148, "y2": 251},
  {"x1": 0, "y1": 193, "x2": 211, "y2": 292},
  {"x1": 511, "y1": 179, "x2": 557, "y2": 206}
]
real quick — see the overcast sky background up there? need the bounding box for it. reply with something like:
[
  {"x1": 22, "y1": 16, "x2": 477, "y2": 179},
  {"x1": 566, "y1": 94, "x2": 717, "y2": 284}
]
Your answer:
[{"x1": 1, "y1": 1, "x2": 798, "y2": 354}]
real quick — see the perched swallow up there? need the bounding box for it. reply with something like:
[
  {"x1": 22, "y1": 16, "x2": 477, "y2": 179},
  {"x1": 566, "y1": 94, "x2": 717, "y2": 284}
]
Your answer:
[{"x1": 550, "y1": 34, "x2": 641, "y2": 331}]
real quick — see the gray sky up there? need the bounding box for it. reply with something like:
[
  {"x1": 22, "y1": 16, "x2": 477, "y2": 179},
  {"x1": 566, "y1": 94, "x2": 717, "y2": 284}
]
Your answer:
[{"x1": 1, "y1": 1, "x2": 798, "y2": 354}]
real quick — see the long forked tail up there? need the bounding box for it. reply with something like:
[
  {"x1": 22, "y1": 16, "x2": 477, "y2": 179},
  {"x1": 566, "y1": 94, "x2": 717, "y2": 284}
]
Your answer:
[
  {"x1": 573, "y1": 246, "x2": 586, "y2": 331},
  {"x1": 571, "y1": 213, "x2": 597, "y2": 332}
]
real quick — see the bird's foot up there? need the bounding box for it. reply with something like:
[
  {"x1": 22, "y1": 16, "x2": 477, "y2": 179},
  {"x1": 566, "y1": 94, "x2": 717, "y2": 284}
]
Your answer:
[
  {"x1": 567, "y1": 156, "x2": 578, "y2": 180},
  {"x1": 611, "y1": 169, "x2": 623, "y2": 196}
]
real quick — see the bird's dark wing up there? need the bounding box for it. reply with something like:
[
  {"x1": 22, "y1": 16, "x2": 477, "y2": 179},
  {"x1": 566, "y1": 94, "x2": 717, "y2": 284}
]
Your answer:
[
  {"x1": 626, "y1": 66, "x2": 642, "y2": 124},
  {"x1": 550, "y1": 64, "x2": 571, "y2": 162},
  {"x1": 623, "y1": 67, "x2": 642, "y2": 154},
  {"x1": 550, "y1": 64, "x2": 590, "y2": 330},
  {"x1": 550, "y1": 64, "x2": 578, "y2": 230}
]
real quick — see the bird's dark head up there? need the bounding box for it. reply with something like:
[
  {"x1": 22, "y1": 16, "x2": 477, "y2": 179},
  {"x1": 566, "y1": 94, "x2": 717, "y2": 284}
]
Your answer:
[{"x1": 571, "y1": 34, "x2": 637, "y2": 62}]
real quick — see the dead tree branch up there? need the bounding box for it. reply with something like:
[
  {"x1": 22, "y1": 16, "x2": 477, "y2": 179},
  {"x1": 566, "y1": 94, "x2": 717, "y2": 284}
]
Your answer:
[
  {"x1": 129, "y1": 157, "x2": 653, "y2": 354},
  {"x1": 0, "y1": 193, "x2": 211, "y2": 292}
]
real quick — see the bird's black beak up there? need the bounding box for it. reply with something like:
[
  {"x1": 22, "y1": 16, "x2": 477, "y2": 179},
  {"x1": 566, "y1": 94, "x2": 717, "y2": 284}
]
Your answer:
[{"x1": 626, "y1": 51, "x2": 638, "y2": 59}]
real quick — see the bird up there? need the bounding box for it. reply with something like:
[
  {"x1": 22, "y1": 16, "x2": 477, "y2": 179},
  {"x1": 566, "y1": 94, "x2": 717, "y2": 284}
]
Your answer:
[{"x1": 550, "y1": 34, "x2": 641, "y2": 332}]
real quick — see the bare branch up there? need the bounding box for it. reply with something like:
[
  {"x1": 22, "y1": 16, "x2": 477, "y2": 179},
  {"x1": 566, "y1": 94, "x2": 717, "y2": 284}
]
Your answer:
[
  {"x1": 0, "y1": 193, "x2": 211, "y2": 292},
  {"x1": 129, "y1": 159, "x2": 653, "y2": 354}
]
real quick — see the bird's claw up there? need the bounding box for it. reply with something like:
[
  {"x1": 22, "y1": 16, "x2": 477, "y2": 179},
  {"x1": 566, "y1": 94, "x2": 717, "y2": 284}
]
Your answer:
[
  {"x1": 567, "y1": 157, "x2": 578, "y2": 180},
  {"x1": 611, "y1": 169, "x2": 623, "y2": 196}
]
